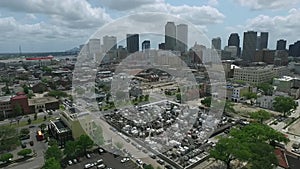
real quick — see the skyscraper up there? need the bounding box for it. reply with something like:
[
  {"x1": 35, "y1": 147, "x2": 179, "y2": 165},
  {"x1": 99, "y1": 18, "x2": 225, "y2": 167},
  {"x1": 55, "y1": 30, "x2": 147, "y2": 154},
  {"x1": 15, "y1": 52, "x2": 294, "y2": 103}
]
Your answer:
[
  {"x1": 142, "y1": 40, "x2": 150, "y2": 51},
  {"x1": 103, "y1": 35, "x2": 117, "y2": 53},
  {"x1": 259, "y1": 32, "x2": 268, "y2": 50},
  {"x1": 228, "y1": 33, "x2": 240, "y2": 47},
  {"x1": 228, "y1": 33, "x2": 241, "y2": 56},
  {"x1": 126, "y1": 34, "x2": 139, "y2": 53},
  {"x1": 165, "y1": 22, "x2": 176, "y2": 50},
  {"x1": 242, "y1": 31, "x2": 257, "y2": 62},
  {"x1": 176, "y1": 24, "x2": 188, "y2": 53},
  {"x1": 276, "y1": 39, "x2": 287, "y2": 50},
  {"x1": 211, "y1": 37, "x2": 221, "y2": 50}
]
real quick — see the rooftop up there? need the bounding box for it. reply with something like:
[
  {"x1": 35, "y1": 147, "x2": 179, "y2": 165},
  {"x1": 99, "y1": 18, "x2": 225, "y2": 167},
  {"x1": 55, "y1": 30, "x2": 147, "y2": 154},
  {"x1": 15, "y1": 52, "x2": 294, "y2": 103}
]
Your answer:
[
  {"x1": 28, "y1": 97, "x2": 58, "y2": 105},
  {"x1": 0, "y1": 96, "x2": 11, "y2": 102}
]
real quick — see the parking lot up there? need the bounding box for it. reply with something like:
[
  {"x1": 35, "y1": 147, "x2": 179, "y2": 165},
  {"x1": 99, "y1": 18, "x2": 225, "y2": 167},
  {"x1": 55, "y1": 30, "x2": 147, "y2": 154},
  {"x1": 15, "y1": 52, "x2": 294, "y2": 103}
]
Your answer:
[{"x1": 64, "y1": 151, "x2": 140, "y2": 169}]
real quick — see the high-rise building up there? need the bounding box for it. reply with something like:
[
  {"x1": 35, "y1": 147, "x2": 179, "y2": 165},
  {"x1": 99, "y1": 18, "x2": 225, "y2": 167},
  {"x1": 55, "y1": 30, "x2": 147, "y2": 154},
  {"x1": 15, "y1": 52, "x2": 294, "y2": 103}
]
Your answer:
[
  {"x1": 142, "y1": 40, "x2": 150, "y2": 51},
  {"x1": 176, "y1": 24, "x2": 188, "y2": 53},
  {"x1": 259, "y1": 32, "x2": 268, "y2": 50},
  {"x1": 242, "y1": 31, "x2": 257, "y2": 62},
  {"x1": 256, "y1": 36, "x2": 261, "y2": 50},
  {"x1": 289, "y1": 41, "x2": 300, "y2": 57},
  {"x1": 228, "y1": 33, "x2": 241, "y2": 56},
  {"x1": 211, "y1": 37, "x2": 221, "y2": 50},
  {"x1": 165, "y1": 22, "x2": 176, "y2": 50},
  {"x1": 103, "y1": 35, "x2": 117, "y2": 53},
  {"x1": 276, "y1": 39, "x2": 287, "y2": 50},
  {"x1": 126, "y1": 34, "x2": 139, "y2": 53}
]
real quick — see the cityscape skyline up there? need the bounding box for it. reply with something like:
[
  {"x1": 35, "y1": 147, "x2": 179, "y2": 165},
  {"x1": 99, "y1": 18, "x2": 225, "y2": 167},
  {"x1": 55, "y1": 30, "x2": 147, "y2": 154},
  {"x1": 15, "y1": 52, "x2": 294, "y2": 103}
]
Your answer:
[{"x1": 0, "y1": 0, "x2": 300, "y2": 52}]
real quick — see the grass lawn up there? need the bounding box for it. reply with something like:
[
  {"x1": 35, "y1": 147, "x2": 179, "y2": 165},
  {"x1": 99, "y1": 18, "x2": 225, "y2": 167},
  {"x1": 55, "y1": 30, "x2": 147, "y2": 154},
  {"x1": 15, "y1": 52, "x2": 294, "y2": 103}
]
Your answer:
[{"x1": 7, "y1": 116, "x2": 56, "y2": 128}]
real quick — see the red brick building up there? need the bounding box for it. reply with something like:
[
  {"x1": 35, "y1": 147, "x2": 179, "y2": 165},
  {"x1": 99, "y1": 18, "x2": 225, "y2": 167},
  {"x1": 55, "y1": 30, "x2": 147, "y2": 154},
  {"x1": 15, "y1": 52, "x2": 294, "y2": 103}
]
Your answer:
[{"x1": 10, "y1": 92, "x2": 30, "y2": 114}]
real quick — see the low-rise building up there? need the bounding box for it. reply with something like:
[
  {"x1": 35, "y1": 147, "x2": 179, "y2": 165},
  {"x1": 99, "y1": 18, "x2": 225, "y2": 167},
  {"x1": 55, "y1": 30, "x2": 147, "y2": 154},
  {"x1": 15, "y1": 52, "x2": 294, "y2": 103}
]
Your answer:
[
  {"x1": 256, "y1": 95, "x2": 275, "y2": 110},
  {"x1": 59, "y1": 110, "x2": 95, "y2": 140},
  {"x1": 233, "y1": 66, "x2": 274, "y2": 85},
  {"x1": 28, "y1": 97, "x2": 59, "y2": 113}
]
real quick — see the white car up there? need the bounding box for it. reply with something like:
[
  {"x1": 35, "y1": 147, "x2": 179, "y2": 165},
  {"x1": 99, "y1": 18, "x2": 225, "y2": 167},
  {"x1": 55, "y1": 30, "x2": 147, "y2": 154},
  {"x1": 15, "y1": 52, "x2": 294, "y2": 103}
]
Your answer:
[
  {"x1": 68, "y1": 160, "x2": 73, "y2": 165},
  {"x1": 121, "y1": 157, "x2": 130, "y2": 163}
]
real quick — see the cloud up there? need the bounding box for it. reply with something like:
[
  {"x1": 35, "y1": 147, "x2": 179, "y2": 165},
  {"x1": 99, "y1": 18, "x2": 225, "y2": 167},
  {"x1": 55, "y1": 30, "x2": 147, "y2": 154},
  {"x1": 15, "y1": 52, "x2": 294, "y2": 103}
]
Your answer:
[
  {"x1": 126, "y1": 4, "x2": 225, "y2": 25},
  {"x1": 99, "y1": 0, "x2": 225, "y2": 25},
  {"x1": 99, "y1": 0, "x2": 161, "y2": 11},
  {"x1": 227, "y1": 8, "x2": 300, "y2": 47},
  {"x1": 0, "y1": 0, "x2": 112, "y2": 29},
  {"x1": 234, "y1": 0, "x2": 300, "y2": 10}
]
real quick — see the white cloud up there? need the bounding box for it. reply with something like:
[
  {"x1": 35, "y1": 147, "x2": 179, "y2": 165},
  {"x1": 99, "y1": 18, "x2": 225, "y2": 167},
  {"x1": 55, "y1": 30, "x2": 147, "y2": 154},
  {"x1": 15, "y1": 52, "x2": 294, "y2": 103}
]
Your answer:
[
  {"x1": 0, "y1": 0, "x2": 112, "y2": 29},
  {"x1": 125, "y1": 3, "x2": 225, "y2": 25},
  {"x1": 98, "y1": 0, "x2": 225, "y2": 25},
  {"x1": 99, "y1": 0, "x2": 162, "y2": 11},
  {"x1": 234, "y1": 0, "x2": 300, "y2": 10}
]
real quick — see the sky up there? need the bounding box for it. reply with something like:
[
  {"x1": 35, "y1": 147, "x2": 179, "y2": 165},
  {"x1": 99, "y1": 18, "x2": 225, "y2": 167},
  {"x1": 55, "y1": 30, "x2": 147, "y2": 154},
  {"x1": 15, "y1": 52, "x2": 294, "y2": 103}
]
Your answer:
[{"x1": 0, "y1": 0, "x2": 300, "y2": 53}]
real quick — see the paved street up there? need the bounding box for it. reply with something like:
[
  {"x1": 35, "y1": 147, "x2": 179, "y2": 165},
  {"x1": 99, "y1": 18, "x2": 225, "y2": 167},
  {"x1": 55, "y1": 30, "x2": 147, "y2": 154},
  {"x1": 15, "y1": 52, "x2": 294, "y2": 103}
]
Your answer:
[{"x1": 4, "y1": 125, "x2": 48, "y2": 169}]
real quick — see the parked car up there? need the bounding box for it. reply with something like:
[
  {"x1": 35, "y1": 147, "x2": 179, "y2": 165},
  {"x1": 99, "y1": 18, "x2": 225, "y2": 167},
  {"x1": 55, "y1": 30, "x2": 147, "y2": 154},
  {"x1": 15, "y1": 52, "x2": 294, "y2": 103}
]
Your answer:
[
  {"x1": 86, "y1": 153, "x2": 91, "y2": 158},
  {"x1": 68, "y1": 160, "x2": 73, "y2": 165},
  {"x1": 29, "y1": 141, "x2": 34, "y2": 146},
  {"x1": 121, "y1": 157, "x2": 130, "y2": 163},
  {"x1": 21, "y1": 143, "x2": 27, "y2": 148}
]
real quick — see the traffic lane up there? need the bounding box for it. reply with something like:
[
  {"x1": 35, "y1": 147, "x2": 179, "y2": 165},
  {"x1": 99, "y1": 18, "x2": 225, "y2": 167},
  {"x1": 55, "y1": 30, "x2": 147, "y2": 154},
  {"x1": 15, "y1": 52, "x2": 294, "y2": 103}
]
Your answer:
[{"x1": 65, "y1": 152, "x2": 138, "y2": 169}]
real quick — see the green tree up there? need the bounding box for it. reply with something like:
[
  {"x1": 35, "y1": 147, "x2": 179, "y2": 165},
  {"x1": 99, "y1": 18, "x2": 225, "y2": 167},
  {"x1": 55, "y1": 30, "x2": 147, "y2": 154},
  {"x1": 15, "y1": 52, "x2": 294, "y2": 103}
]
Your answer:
[
  {"x1": 48, "y1": 139, "x2": 58, "y2": 147},
  {"x1": 43, "y1": 157, "x2": 61, "y2": 169},
  {"x1": 27, "y1": 118, "x2": 32, "y2": 124},
  {"x1": 257, "y1": 83, "x2": 273, "y2": 95},
  {"x1": 17, "y1": 149, "x2": 32, "y2": 158},
  {"x1": 20, "y1": 128, "x2": 30, "y2": 136},
  {"x1": 34, "y1": 113, "x2": 37, "y2": 120},
  {"x1": 45, "y1": 145, "x2": 62, "y2": 161},
  {"x1": 48, "y1": 90, "x2": 68, "y2": 98},
  {"x1": 273, "y1": 96, "x2": 297, "y2": 117},
  {"x1": 243, "y1": 91, "x2": 258, "y2": 105},
  {"x1": 77, "y1": 135, "x2": 94, "y2": 154},
  {"x1": 23, "y1": 85, "x2": 29, "y2": 94},
  {"x1": 250, "y1": 110, "x2": 271, "y2": 124},
  {"x1": 210, "y1": 123, "x2": 289, "y2": 169},
  {"x1": 201, "y1": 96, "x2": 211, "y2": 107},
  {"x1": 144, "y1": 94, "x2": 149, "y2": 101},
  {"x1": 40, "y1": 123, "x2": 47, "y2": 132},
  {"x1": 0, "y1": 153, "x2": 13, "y2": 162},
  {"x1": 0, "y1": 126, "x2": 19, "y2": 152},
  {"x1": 64, "y1": 141, "x2": 79, "y2": 159},
  {"x1": 143, "y1": 164, "x2": 155, "y2": 169},
  {"x1": 176, "y1": 93, "x2": 181, "y2": 101},
  {"x1": 14, "y1": 104, "x2": 22, "y2": 117}
]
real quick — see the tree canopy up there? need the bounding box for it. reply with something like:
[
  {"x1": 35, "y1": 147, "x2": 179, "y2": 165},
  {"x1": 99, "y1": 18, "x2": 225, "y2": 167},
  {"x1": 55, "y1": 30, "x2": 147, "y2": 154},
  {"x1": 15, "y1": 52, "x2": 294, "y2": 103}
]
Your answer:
[
  {"x1": 17, "y1": 149, "x2": 32, "y2": 158},
  {"x1": 77, "y1": 135, "x2": 94, "y2": 154},
  {"x1": 257, "y1": 83, "x2": 273, "y2": 95},
  {"x1": 43, "y1": 157, "x2": 61, "y2": 169},
  {"x1": 45, "y1": 145, "x2": 62, "y2": 161},
  {"x1": 210, "y1": 123, "x2": 289, "y2": 169},
  {"x1": 64, "y1": 141, "x2": 79, "y2": 159},
  {"x1": 250, "y1": 110, "x2": 271, "y2": 124},
  {"x1": 0, "y1": 126, "x2": 19, "y2": 152},
  {"x1": 0, "y1": 153, "x2": 13, "y2": 162},
  {"x1": 273, "y1": 96, "x2": 297, "y2": 117},
  {"x1": 201, "y1": 96, "x2": 211, "y2": 107}
]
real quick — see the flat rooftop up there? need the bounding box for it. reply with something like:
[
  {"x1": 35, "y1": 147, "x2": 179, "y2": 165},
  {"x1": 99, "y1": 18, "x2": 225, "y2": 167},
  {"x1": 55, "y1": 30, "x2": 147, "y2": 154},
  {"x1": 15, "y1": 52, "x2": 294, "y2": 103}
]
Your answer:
[
  {"x1": 0, "y1": 96, "x2": 11, "y2": 102},
  {"x1": 28, "y1": 97, "x2": 58, "y2": 105}
]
